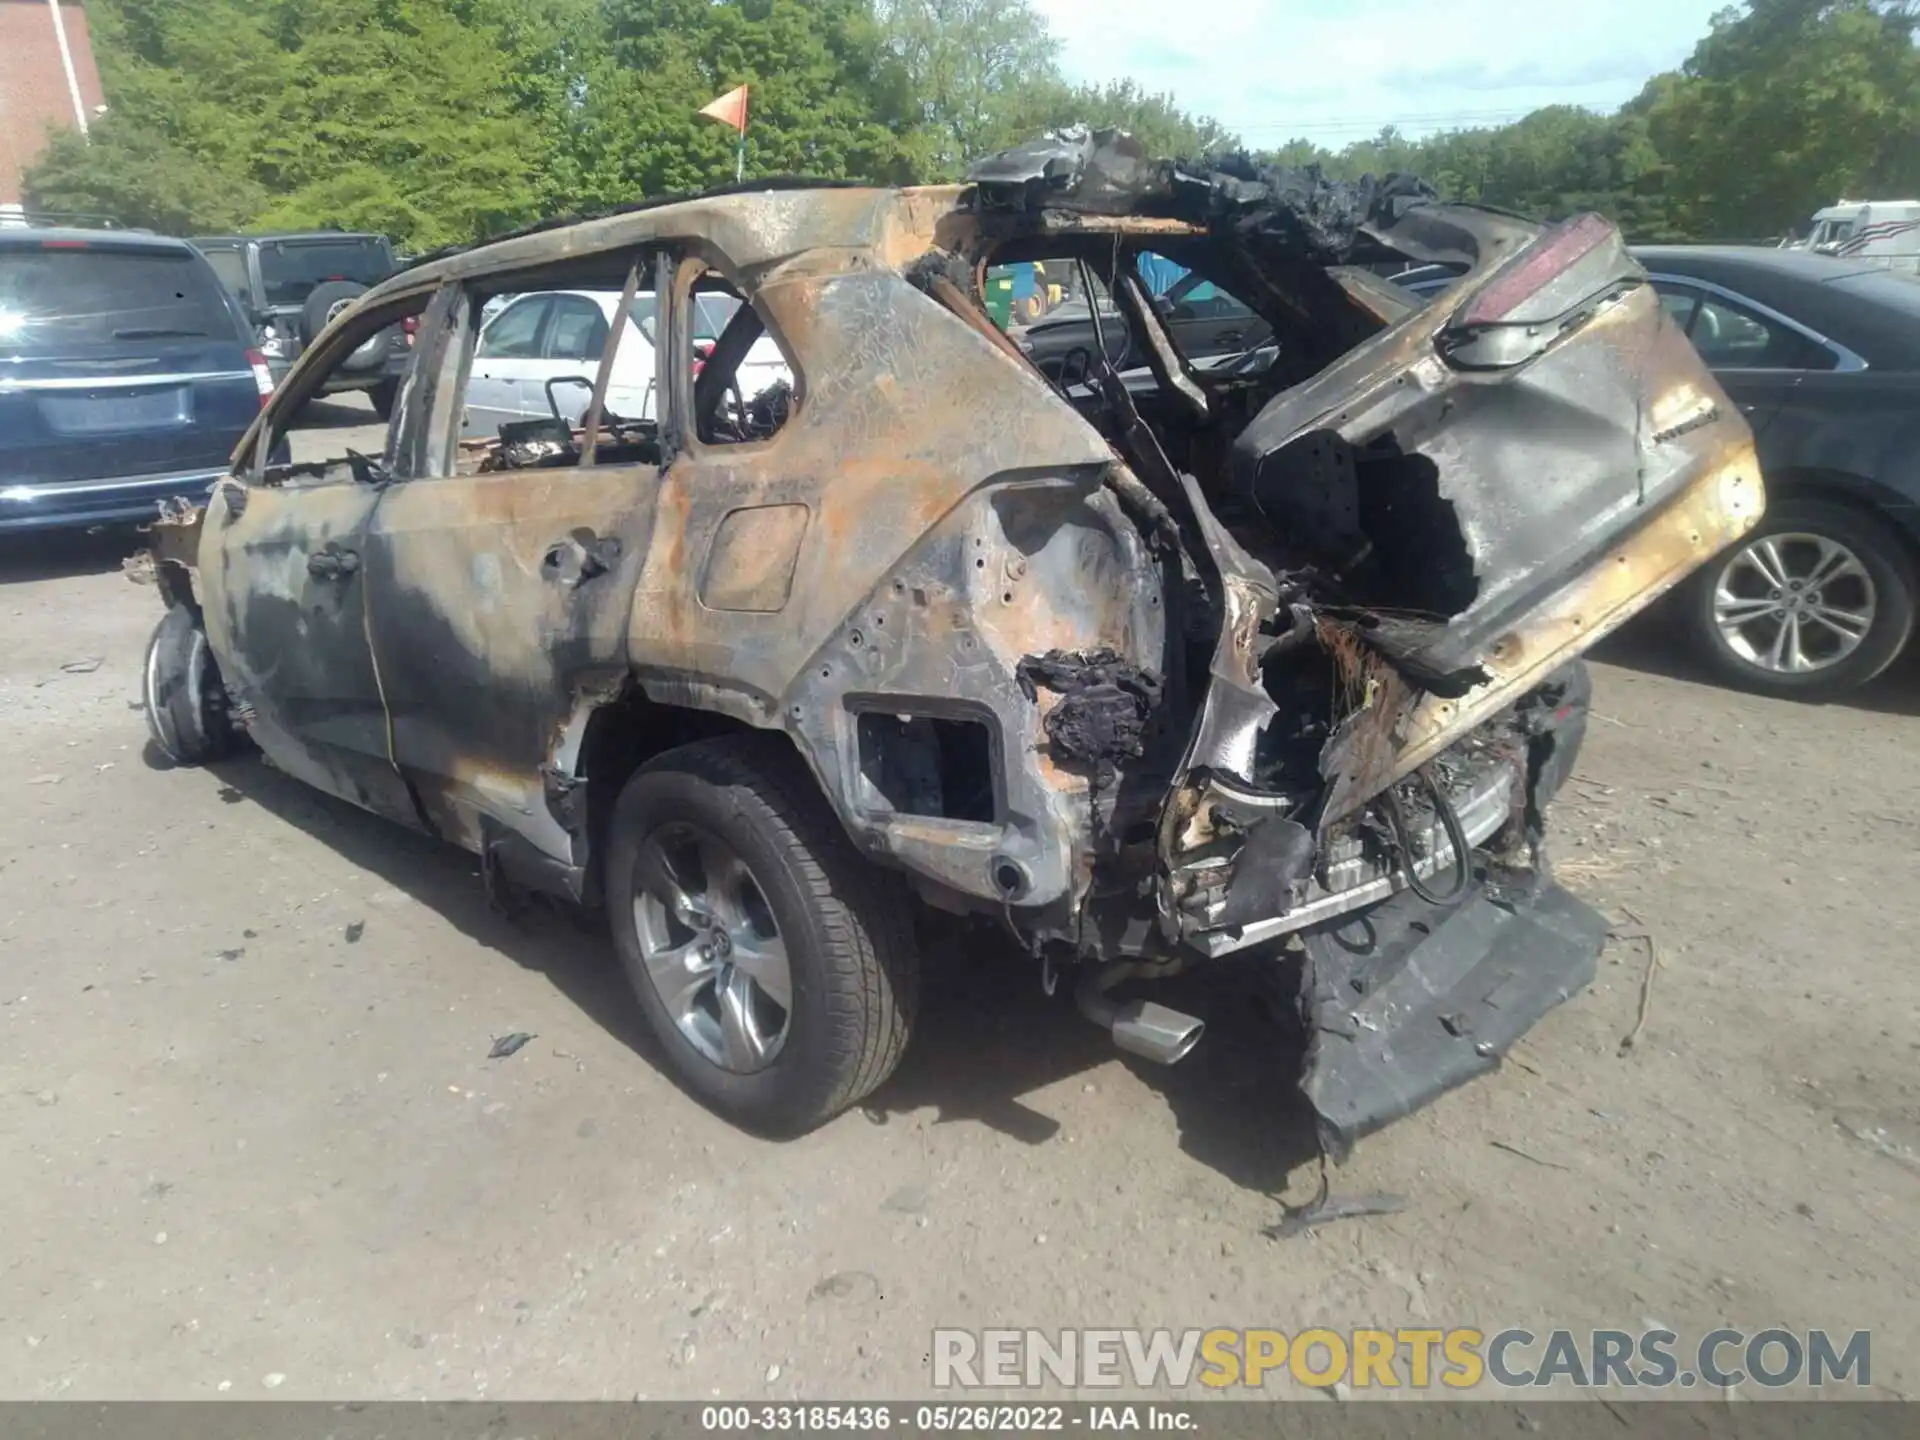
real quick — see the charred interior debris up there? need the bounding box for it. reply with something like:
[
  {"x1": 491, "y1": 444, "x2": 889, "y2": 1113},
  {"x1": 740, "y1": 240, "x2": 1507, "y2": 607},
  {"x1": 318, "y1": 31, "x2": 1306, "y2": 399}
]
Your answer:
[{"x1": 1015, "y1": 649, "x2": 1164, "y2": 793}]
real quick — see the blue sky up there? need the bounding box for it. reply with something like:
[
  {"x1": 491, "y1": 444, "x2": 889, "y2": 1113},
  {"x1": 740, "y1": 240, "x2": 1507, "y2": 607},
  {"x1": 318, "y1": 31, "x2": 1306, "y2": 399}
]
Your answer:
[{"x1": 1031, "y1": 0, "x2": 1737, "y2": 148}]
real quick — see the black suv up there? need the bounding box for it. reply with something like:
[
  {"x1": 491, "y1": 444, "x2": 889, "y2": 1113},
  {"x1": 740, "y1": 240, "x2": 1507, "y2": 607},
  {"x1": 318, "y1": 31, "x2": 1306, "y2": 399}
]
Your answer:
[{"x1": 190, "y1": 231, "x2": 411, "y2": 417}]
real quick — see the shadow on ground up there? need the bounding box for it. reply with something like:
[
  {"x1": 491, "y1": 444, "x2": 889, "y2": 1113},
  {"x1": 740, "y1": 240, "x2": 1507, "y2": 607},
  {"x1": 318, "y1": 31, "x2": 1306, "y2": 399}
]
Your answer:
[
  {"x1": 296, "y1": 396, "x2": 383, "y2": 429},
  {"x1": 207, "y1": 751, "x2": 1321, "y2": 1200},
  {"x1": 208, "y1": 752, "x2": 652, "y2": 1060},
  {"x1": 874, "y1": 925, "x2": 1321, "y2": 1199},
  {"x1": 1592, "y1": 609, "x2": 1920, "y2": 719},
  {"x1": 0, "y1": 526, "x2": 143, "y2": 585}
]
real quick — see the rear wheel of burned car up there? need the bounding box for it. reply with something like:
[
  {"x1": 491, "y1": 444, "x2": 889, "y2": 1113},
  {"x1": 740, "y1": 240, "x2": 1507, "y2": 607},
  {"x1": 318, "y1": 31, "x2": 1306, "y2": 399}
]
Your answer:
[
  {"x1": 142, "y1": 606, "x2": 241, "y2": 766},
  {"x1": 1687, "y1": 497, "x2": 1915, "y2": 697},
  {"x1": 607, "y1": 735, "x2": 919, "y2": 1135}
]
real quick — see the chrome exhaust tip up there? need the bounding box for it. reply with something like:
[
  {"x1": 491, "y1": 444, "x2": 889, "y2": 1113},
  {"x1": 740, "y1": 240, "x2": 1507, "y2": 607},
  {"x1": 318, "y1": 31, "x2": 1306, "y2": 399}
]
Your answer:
[
  {"x1": 1109, "y1": 1001, "x2": 1206, "y2": 1065},
  {"x1": 1075, "y1": 966, "x2": 1205, "y2": 1065}
]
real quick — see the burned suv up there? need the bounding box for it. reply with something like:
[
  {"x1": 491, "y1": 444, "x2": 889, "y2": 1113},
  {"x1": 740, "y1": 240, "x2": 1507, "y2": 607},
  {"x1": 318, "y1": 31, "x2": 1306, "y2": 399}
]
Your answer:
[{"x1": 139, "y1": 133, "x2": 1761, "y2": 1152}]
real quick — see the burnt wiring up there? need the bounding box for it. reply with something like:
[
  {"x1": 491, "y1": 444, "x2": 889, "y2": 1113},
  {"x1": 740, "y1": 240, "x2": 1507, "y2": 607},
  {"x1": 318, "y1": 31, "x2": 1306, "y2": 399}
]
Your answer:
[{"x1": 1378, "y1": 763, "x2": 1471, "y2": 905}]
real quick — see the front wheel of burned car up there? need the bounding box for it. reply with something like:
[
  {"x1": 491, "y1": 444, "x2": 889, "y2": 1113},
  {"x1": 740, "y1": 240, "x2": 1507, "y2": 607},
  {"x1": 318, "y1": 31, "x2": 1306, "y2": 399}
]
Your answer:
[
  {"x1": 142, "y1": 606, "x2": 242, "y2": 766},
  {"x1": 1685, "y1": 497, "x2": 1915, "y2": 698},
  {"x1": 606, "y1": 735, "x2": 920, "y2": 1136}
]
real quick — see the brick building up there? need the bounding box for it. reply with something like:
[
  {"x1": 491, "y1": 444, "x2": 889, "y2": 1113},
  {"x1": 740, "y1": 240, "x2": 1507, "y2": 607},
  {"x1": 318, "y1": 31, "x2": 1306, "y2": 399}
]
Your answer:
[{"x1": 0, "y1": 0, "x2": 107, "y2": 208}]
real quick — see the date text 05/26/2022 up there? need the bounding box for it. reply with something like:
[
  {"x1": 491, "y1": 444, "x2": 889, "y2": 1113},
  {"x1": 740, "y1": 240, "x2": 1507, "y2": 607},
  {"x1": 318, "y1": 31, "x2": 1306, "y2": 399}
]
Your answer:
[{"x1": 701, "y1": 1405, "x2": 1194, "y2": 1431}]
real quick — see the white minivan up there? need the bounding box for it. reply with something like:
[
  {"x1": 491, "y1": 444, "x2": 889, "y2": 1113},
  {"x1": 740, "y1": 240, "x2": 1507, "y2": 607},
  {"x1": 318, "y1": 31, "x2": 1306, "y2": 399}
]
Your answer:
[{"x1": 462, "y1": 289, "x2": 791, "y2": 437}]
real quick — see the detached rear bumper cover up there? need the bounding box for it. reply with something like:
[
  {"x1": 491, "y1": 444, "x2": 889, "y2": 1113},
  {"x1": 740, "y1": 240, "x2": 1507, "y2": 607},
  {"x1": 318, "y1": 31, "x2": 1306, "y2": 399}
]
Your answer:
[{"x1": 1300, "y1": 873, "x2": 1609, "y2": 1160}]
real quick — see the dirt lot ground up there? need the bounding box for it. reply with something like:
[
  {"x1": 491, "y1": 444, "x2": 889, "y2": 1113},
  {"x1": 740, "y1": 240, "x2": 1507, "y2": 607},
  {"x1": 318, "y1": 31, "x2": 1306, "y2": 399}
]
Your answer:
[{"x1": 3, "y1": 399, "x2": 1917, "y2": 1401}]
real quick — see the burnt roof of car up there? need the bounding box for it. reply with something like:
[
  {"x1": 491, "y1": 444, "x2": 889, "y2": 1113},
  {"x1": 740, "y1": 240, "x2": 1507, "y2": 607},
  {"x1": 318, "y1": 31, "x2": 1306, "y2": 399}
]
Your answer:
[
  {"x1": 371, "y1": 130, "x2": 1519, "y2": 314},
  {"x1": 398, "y1": 176, "x2": 867, "y2": 272},
  {"x1": 964, "y1": 126, "x2": 1439, "y2": 265}
]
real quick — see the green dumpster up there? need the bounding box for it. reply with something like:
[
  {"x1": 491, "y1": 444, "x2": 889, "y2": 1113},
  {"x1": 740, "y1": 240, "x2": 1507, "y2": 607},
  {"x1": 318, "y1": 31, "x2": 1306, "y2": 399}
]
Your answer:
[{"x1": 985, "y1": 268, "x2": 1015, "y2": 329}]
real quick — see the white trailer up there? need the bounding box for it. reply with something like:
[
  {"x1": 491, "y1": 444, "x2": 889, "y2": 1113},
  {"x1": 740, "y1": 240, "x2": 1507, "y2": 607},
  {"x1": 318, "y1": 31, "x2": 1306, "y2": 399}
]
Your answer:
[{"x1": 1797, "y1": 199, "x2": 1920, "y2": 276}]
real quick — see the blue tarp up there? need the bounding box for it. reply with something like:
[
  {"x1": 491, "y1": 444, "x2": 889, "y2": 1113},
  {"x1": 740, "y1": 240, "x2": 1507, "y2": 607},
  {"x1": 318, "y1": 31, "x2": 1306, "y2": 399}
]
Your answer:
[{"x1": 1137, "y1": 250, "x2": 1189, "y2": 296}]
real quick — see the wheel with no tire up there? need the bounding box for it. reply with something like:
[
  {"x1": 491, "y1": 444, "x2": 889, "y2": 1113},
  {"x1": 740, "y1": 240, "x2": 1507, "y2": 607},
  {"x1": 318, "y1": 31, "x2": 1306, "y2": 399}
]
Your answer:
[
  {"x1": 1686, "y1": 497, "x2": 1915, "y2": 697},
  {"x1": 607, "y1": 735, "x2": 919, "y2": 1135},
  {"x1": 143, "y1": 606, "x2": 241, "y2": 765}
]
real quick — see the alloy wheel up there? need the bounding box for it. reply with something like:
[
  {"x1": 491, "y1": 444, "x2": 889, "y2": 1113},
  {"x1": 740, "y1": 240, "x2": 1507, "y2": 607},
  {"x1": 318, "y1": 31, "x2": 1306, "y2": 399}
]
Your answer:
[
  {"x1": 631, "y1": 823, "x2": 793, "y2": 1073},
  {"x1": 1712, "y1": 531, "x2": 1877, "y2": 674}
]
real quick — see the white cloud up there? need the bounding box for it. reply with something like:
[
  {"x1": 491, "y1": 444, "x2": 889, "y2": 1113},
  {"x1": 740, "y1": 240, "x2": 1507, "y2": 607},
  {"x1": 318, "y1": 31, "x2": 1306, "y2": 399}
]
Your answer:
[{"x1": 1032, "y1": 0, "x2": 1733, "y2": 147}]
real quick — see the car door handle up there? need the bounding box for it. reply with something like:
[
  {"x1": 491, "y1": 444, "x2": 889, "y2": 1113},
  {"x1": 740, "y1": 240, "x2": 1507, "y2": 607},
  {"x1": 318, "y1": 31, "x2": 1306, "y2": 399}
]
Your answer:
[
  {"x1": 541, "y1": 529, "x2": 620, "y2": 586},
  {"x1": 308, "y1": 546, "x2": 360, "y2": 580}
]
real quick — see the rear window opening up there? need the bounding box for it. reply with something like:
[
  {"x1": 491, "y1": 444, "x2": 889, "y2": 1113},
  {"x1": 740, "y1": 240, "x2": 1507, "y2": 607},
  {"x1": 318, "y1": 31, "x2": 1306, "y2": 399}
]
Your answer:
[
  {"x1": 856, "y1": 712, "x2": 997, "y2": 823},
  {"x1": 0, "y1": 245, "x2": 238, "y2": 357},
  {"x1": 462, "y1": 284, "x2": 650, "y2": 464},
  {"x1": 1250, "y1": 430, "x2": 1478, "y2": 618},
  {"x1": 443, "y1": 254, "x2": 799, "y2": 478},
  {"x1": 686, "y1": 270, "x2": 797, "y2": 448},
  {"x1": 450, "y1": 249, "x2": 670, "y2": 478}
]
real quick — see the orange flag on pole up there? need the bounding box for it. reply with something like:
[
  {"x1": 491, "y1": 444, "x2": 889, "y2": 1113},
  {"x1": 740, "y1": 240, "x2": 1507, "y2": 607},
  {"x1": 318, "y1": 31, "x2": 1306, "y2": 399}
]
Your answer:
[{"x1": 698, "y1": 84, "x2": 750, "y2": 135}]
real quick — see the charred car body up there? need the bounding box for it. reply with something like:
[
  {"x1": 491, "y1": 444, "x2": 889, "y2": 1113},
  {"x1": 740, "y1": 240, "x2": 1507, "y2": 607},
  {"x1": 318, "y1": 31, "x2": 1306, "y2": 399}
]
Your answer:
[{"x1": 139, "y1": 132, "x2": 1762, "y2": 1150}]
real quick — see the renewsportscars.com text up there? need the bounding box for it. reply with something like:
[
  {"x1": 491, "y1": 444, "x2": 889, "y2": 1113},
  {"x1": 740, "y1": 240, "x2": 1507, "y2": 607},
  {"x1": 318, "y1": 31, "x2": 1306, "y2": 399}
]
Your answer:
[{"x1": 931, "y1": 1327, "x2": 1871, "y2": 1391}]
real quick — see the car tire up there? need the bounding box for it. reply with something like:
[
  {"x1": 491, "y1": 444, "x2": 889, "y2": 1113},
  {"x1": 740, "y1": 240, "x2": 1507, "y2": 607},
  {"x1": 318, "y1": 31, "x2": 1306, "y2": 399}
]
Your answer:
[
  {"x1": 303, "y1": 280, "x2": 389, "y2": 374},
  {"x1": 606, "y1": 734, "x2": 919, "y2": 1135},
  {"x1": 143, "y1": 606, "x2": 241, "y2": 765},
  {"x1": 368, "y1": 378, "x2": 399, "y2": 421},
  {"x1": 1685, "y1": 496, "x2": 1915, "y2": 697}
]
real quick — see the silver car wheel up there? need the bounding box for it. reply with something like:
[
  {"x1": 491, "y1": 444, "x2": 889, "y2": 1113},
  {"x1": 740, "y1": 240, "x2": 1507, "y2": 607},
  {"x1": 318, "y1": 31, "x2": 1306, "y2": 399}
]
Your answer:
[
  {"x1": 1713, "y1": 531, "x2": 1877, "y2": 674},
  {"x1": 632, "y1": 823, "x2": 792, "y2": 1073}
]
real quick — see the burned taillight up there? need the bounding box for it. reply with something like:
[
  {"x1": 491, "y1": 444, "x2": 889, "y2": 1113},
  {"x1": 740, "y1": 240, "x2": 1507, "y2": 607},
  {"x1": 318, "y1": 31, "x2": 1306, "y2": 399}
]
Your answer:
[
  {"x1": 1459, "y1": 213, "x2": 1614, "y2": 327},
  {"x1": 245, "y1": 347, "x2": 274, "y2": 408}
]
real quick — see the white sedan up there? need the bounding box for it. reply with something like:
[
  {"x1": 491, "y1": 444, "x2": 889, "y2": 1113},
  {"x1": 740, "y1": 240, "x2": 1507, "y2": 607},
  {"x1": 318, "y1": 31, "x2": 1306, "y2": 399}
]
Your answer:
[{"x1": 462, "y1": 289, "x2": 791, "y2": 438}]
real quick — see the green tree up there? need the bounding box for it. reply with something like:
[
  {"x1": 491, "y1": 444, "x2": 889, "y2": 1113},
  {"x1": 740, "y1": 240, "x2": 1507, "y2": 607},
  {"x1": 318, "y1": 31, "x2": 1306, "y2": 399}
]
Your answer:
[
  {"x1": 1642, "y1": 0, "x2": 1920, "y2": 238},
  {"x1": 877, "y1": 0, "x2": 1062, "y2": 176},
  {"x1": 46, "y1": 0, "x2": 1908, "y2": 253},
  {"x1": 24, "y1": 0, "x2": 579, "y2": 247},
  {"x1": 1239, "y1": 3, "x2": 1915, "y2": 241},
  {"x1": 25, "y1": 0, "x2": 1230, "y2": 239},
  {"x1": 249, "y1": 0, "x2": 568, "y2": 248},
  {"x1": 26, "y1": 120, "x2": 266, "y2": 233},
  {"x1": 574, "y1": 0, "x2": 914, "y2": 205}
]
